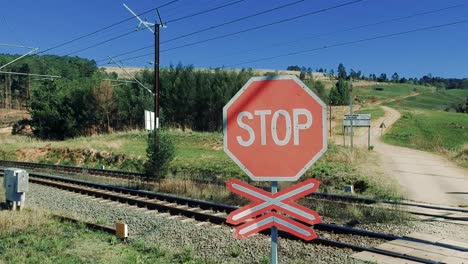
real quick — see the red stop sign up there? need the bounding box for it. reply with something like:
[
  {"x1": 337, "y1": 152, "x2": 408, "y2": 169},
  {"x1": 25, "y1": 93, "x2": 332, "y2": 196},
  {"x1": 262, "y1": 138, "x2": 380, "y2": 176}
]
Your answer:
[{"x1": 223, "y1": 76, "x2": 327, "y2": 181}]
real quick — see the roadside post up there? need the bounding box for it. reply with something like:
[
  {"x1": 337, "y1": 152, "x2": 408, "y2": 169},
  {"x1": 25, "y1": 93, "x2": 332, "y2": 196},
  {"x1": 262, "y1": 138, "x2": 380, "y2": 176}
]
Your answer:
[
  {"x1": 349, "y1": 77, "x2": 353, "y2": 149},
  {"x1": 223, "y1": 75, "x2": 327, "y2": 263},
  {"x1": 343, "y1": 114, "x2": 372, "y2": 149}
]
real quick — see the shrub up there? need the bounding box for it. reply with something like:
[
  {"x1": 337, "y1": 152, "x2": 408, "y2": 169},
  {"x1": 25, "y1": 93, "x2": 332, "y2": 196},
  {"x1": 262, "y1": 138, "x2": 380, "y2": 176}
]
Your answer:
[{"x1": 144, "y1": 130, "x2": 175, "y2": 181}]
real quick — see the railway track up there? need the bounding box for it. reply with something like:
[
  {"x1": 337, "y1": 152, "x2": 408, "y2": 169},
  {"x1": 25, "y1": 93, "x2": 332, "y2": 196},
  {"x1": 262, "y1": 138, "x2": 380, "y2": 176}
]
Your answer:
[
  {"x1": 2, "y1": 170, "x2": 468, "y2": 263},
  {"x1": 2, "y1": 159, "x2": 468, "y2": 222}
]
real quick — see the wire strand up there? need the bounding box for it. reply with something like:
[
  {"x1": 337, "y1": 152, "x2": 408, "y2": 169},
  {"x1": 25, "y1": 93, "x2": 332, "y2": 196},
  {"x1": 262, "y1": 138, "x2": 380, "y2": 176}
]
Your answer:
[
  {"x1": 61, "y1": 0, "x2": 246, "y2": 57},
  {"x1": 39, "y1": 0, "x2": 179, "y2": 54},
  {"x1": 225, "y1": 19, "x2": 468, "y2": 67},
  {"x1": 96, "y1": 0, "x2": 305, "y2": 62},
  {"x1": 114, "y1": 0, "x2": 366, "y2": 63}
]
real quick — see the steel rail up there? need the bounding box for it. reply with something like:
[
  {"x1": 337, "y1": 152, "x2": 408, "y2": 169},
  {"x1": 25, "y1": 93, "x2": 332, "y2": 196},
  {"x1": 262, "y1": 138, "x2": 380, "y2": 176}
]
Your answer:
[
  {"x1": 4, "y1": 170, "x2": 465, "y2": 252},
  {"x1": 1, "y1": 159, "x2": 468, "y2": 214},
  {"x1": 0, "y1": 171, "x2": 463, "y2": 263}
]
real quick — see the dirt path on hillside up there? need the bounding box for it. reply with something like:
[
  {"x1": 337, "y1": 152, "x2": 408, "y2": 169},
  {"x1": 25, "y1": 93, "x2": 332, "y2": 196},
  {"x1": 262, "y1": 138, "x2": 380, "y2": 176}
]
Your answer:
[{"x1": 354, "y1": 106, "x2": 468, "y2": 207}]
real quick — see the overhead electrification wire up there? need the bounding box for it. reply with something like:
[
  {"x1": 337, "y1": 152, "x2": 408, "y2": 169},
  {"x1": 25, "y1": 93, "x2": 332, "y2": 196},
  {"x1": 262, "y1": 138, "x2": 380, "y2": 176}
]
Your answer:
[
  {"x1": 39, "y1": 0, "x2": 179, "y2": 55},
  {"x1": 61, "y1": 0, "x2": 246, "y2": 57},
  {"x1": 204, "y1": 2, "x2": 468, "y2": 63},
  {"x1": 225, "y1": 19, "x2": 468, "y2": 67},
  {"x1": 165, "y1": 0, "x2": 245, "y2": 23},
  {"x1": 96, "y1": 0, "x2": 305, "y2": 62},
  {"x1": 113, "y1": 1, "x2": 468, "y2": 64},
  {"x1": 111, "y1": 0, "x2": 366, "y2": 63}
]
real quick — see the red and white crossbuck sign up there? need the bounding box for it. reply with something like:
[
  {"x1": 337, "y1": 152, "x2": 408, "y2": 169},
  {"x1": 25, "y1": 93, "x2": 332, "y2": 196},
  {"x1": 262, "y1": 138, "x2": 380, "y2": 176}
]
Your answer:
[{"x1": 226, "y1": 179, "x2": 322, "y2": 241}]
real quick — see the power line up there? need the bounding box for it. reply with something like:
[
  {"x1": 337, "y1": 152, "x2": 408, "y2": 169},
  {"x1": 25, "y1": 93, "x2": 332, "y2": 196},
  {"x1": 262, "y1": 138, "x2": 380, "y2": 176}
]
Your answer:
[
  {"x1": 0, "y1": 43, "x2": 36, "y2": 50},
  {"x1": 112, "y1": 0, "x2": 366, "y2": 63},
  {"x1": 96, "y1": 0, "x2": 306, "y2": 62},
  {"x1": 62, "y1": 0, "x2": 246, "y2": 57},
  {"x1": 0, "y1": 71, "x2": 61, "y2": 78},
  {"x1": 162, "y1": 0, "x2": 366, "y2": 52},
  {"x1": 225, "y1": 19, "x2": 468, "y2": 67},
  {"x1": 63, "y1": 28, "x2": 145, "y2": 56},
  {"x1": 203, "y1": 2, "x2": 468, "y2": 63},
  {"x1": 166, "y1": 0, "x2": 245, "y2": 23},
  {"x1": 39, "y1": 0, "x2": 179, "y2": 55}
]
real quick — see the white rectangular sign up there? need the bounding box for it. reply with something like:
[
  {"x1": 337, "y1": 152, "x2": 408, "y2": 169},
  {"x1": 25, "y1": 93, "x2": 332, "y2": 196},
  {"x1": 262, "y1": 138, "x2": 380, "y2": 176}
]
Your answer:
[
  {"x1": 344, "y1": 114, "x2": 371, "y2": 127},
  {"x1": 144, "y1": 110, "x2": 159, "y2": 131}
]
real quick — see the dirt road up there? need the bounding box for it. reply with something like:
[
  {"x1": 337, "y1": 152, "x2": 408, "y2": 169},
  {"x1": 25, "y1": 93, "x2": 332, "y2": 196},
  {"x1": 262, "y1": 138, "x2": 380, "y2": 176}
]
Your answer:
[{"x1": 353, "y1": 106, "x2": 468, "y2": 207}]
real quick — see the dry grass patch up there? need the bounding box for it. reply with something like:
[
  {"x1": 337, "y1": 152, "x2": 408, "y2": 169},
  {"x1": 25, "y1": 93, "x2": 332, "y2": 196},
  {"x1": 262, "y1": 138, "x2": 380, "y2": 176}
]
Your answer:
[{"x1": 0, "y1": 209, "x2": 52, "y2": 234}]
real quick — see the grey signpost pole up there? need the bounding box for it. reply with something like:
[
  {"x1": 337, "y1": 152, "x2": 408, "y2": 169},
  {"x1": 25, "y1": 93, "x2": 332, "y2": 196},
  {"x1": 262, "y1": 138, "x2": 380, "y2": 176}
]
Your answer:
[
  {"x1": 343, "y1": 125, "x2": 346, "y2": 146},
  {"x1": 368, "y1": 126, "x2": 371, "y2": 149},
  {"x1": 271, "y1": 181, "x2": 278, "y2": 264}
]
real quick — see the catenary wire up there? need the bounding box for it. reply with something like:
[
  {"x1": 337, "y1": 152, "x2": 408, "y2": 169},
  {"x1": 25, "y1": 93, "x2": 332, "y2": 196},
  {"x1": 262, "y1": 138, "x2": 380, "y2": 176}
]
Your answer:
[
  {"x1": 39, "y1": 0, "x2": 179, "y2": 54},
  {"x1": 225, "y1": 19, "x2": 468, "y2": 67},
  {"x1": 202, "y1": 2, "x2": 468, "y2": 63},
  {"x1": 110, "y1": 0, "x2": 366, "y2": 63},
  {"x1": 61, "y1": 0, "x2": 246, "y2": 57},
  {"x1": 96, "y1": 0, "x2": 306, "y2": 62}
]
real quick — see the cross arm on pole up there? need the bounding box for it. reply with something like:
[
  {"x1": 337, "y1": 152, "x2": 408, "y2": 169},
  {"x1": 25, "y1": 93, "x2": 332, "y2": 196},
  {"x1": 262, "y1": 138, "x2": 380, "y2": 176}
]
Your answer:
[
  {"x1": 0, "y1": 48, "x2": 38, "y2": 70},
  {"x1": 107, "y1": 56, "x2": 154, "y2": 96}
]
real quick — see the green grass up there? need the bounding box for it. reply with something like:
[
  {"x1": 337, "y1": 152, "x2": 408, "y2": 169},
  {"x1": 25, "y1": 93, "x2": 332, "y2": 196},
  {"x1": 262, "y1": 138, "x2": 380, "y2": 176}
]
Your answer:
[
  {"x1": 355, "y1": 106, "x2": 385, "y2": 120},
  {"x1": 385, "y1": 89, "x2": 468, "y2": 111},
  {"x1": 353, "y1": 83, "x2": 432, "y2": 103},
  {"x1": 0, "y1": 209, "x2": 205, "y2": 264},
  {"x1": 1, "y1": 129, "x2": 402, "y2": 200},
  {"x1": 383, "y1": 89, "x2": 468, "y2": 167},
  {"x1": 383, "y1": 111, "x2": 468, "y2": 153}
]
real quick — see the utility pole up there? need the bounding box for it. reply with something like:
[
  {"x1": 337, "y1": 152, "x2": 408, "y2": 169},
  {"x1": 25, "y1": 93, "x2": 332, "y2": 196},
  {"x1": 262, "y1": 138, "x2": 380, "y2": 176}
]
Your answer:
[
  {"x1": 329, "y1": 100, "x2": 332, "y2": 138},
  {"x1": 154, "y1": 24, "x2": 160, "y2": 130},
  {"x1": 349, "y1": 77, "x2": 353, "y2": 150},
  {"x1": 123, "y1": 3, "x2": 165, "y2": 130}
]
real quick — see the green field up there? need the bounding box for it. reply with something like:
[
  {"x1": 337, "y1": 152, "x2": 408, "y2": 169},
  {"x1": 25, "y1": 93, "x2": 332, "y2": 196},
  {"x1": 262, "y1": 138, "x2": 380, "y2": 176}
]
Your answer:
[
  {"x1": 383, "y1": 89, "x2": 468, "y2": 167},
  {"x1": 355, "y1": 106, "x2": 385, "y2": 120},
  {"x1": 385, "y1": 89, "x2": 468, "y2": 111},
  {"x1": 353, "y1": 83, "x2": 432, "y2": 103}
]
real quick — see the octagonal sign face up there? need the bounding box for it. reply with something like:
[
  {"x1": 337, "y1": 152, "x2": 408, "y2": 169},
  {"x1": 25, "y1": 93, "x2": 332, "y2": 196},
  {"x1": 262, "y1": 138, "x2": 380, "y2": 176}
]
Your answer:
[{"x1": 223, "y1": 75, "x2": 327, "y2": 181}]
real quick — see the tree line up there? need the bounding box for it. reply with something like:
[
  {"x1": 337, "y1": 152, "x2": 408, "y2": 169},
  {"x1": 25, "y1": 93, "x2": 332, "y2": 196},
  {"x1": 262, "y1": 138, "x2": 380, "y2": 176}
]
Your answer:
[
  {"x1": 2, "y1": 53, "x2": 467, "y2": 139},
  {"x1": 287, "y1": 64, "x2": 468, "y2": 89}
]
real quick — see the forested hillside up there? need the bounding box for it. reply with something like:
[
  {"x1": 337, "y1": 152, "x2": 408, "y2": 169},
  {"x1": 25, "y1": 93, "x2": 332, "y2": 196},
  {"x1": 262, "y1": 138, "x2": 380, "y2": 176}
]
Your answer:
[{"x1": 1, "y1": 54, "x2": 466, "y2": 140}]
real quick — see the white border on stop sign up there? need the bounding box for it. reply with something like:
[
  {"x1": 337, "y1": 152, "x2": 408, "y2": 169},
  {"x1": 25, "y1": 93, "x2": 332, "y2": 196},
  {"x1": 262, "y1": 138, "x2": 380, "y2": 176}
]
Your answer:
[{"x1": 223, "y1": 75, "x2": 328, "y2": 182}]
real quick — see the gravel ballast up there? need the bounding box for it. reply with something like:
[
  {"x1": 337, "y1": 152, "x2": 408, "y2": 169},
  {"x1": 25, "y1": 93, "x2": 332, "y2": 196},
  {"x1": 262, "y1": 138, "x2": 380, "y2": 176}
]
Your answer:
[{"x1": 23, "y1": 182, "x2": 468, "y2": 263}]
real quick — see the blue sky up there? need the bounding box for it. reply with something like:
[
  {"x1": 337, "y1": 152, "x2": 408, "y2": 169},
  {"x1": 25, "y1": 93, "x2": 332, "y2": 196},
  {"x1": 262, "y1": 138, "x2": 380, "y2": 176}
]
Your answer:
[{"x1": 1, "y1": 0, "x2": 467, "y2": 78}]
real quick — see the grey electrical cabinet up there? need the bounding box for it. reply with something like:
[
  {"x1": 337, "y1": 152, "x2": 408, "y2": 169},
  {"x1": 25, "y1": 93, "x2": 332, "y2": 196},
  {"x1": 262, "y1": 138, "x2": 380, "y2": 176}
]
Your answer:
[{"x1": 3, "y1": 168, "x2": 28, "y2": 210}]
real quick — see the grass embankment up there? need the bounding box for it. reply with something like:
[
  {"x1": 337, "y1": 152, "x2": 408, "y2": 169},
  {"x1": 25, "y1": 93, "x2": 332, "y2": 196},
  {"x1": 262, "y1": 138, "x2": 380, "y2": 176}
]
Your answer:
[
  {"x1": 384, "y1": 89, "x2": 468, "y2": 167},
  {"x1": 0, "y1": 129, "x2": 406, "y2": 223},
  {"x1": 0, "y1": 131, "x2": 399, "y2": 197},
  {"x1": 353, "y1": 83, "x2": 432, "y2": 103}
]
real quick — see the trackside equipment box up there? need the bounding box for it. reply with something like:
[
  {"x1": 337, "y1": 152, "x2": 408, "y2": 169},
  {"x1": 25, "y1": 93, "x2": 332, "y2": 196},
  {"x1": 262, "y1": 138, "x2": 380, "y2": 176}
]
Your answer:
[{"x1": 3, "y1": 168, "x2": 28, "y2": 209}]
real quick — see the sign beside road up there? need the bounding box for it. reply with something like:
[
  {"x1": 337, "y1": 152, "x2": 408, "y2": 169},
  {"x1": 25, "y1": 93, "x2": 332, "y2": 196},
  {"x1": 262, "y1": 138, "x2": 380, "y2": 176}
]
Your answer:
[
  {"x1": 344, "y1": 114, "x2": 371, "y2": 127},
  {"x1": 223, "y1": 75, "x2": 327, "y2": 182}
]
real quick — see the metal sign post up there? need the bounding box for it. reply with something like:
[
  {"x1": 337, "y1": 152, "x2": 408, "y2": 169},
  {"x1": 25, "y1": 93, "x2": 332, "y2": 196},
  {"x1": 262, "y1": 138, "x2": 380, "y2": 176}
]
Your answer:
[
  {"x1": 271, "y1": 181, "x2": 278, "y2": 264},
  {"x1": 343, "y1": 114, "x2": 372, "y2": 148}
]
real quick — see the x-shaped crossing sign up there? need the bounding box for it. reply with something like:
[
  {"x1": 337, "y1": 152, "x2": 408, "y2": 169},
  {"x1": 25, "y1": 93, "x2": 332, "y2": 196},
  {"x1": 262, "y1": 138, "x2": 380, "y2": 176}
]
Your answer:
[{"x1": 226, "y1": 179, "x2": 322, "y2": 241}]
